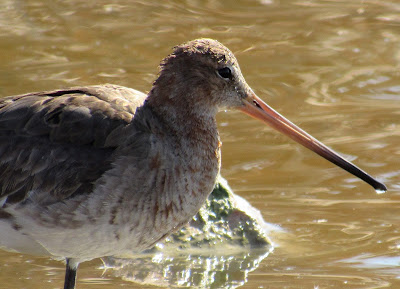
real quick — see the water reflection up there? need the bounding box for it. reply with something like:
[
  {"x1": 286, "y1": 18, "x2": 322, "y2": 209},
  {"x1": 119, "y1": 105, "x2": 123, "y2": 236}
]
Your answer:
[
  {"x1": 341, "y1": 253, "x2": 400, "y2": 269},
  {"x1": 103, "y1": 249, "x2": 271, "y2": 288}
]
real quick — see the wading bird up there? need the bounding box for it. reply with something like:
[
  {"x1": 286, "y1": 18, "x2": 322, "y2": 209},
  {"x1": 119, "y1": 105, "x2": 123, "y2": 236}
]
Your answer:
[{"x1": 0, "y1": 39, "x2": 386, "y2": 289}]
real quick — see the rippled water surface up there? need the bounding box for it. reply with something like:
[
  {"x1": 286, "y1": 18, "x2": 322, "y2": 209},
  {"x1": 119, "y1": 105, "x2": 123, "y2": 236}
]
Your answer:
[{"x1": 0, "y1": 0, "x2": 399, "y2": 288}]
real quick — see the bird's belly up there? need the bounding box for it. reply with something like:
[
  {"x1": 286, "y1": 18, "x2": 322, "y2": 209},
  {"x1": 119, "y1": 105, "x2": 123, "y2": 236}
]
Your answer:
[
  {"x1": 0, "y1": 218, "x2": 51, "y2": 256},
  {"x1": 0, "y1": 180, "x2": 216, "y2": 262},
  {"x1": 0, "y1": 211, "x2": 194, "y2": 262},
  {"x1": 0, "y1": 207, "x2": 122, "y2": 261}
]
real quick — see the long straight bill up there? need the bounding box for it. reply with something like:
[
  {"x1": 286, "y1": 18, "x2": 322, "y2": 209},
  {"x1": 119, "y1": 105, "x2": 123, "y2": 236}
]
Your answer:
[{"x1": 240, "y1": 92, "x2": 387, "y2": 193}]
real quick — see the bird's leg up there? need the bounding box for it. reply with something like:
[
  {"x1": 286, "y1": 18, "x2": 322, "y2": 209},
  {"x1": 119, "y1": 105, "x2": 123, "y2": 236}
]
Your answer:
[{"x1": 64, "y1": 258, "x2": 79, "y2": 289}]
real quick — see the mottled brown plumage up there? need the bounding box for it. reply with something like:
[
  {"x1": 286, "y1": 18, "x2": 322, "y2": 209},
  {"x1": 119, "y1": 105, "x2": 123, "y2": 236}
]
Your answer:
[{"x1": 0, "y1": 39, "x2": 385, "y2": 289}]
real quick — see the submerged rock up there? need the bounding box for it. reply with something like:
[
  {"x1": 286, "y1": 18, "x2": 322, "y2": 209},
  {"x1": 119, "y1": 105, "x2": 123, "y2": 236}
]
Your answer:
[{"x1": 103, "y1": 176, "x2": 274, "y2": 288}]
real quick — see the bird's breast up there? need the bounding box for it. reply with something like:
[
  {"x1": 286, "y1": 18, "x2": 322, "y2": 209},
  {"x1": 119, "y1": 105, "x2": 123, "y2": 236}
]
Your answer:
[{"x1": 94, "y1": 131, "x2": 221, "y2": 253}]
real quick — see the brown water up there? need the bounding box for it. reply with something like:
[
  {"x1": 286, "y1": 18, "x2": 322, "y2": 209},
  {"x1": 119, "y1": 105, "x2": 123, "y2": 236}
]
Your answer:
[{"x1": 0, "y1": 0, "x2": 399, "y2": 288}]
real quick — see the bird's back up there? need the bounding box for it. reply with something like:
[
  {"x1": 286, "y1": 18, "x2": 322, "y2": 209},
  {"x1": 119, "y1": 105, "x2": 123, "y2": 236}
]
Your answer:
[{"x1": 0, "y1": 84, "x2": 147, "y2": 207}]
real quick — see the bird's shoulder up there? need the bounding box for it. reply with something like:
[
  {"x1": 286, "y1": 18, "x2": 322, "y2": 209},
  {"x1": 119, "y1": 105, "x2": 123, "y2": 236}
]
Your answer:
[{"x1": 0, "y1": 84, "x2": 147, "y2": 147}]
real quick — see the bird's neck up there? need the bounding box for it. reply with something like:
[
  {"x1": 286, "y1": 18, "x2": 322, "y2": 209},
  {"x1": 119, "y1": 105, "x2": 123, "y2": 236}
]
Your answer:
[{"x1": 144, "y1": 88, "x2": 219, "y2": 144}]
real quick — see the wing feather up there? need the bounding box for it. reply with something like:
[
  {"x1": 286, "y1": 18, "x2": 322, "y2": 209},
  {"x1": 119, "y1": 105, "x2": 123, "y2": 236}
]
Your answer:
[{"x1": 0, "y1": 84, "x2": 147, "y2": 206}]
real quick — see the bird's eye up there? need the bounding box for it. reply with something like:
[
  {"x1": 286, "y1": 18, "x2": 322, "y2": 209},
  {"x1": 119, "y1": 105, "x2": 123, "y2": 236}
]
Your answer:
[{"x1": 217, "y1": 67, "x2": 232, "y2": 80}]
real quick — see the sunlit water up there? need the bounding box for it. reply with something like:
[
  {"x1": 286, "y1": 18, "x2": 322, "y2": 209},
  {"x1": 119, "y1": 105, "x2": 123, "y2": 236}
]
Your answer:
[{"x1": 0, "y1": 0, "x2": 399, "y2": 288}]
